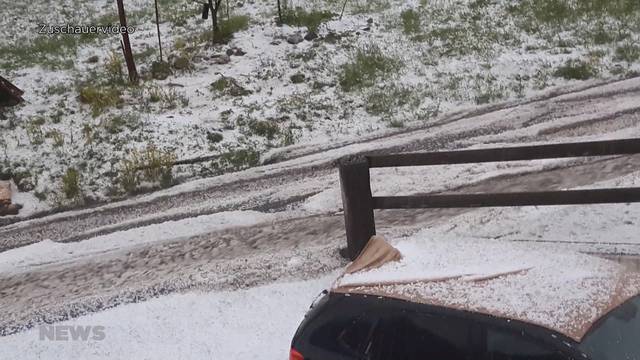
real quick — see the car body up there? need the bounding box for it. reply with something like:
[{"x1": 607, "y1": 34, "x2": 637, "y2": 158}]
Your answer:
[{"x1": 290, "y1": 236, "x2": 640, "y2": 360}]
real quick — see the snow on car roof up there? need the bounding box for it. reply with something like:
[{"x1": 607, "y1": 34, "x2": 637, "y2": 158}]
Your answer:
[{"x1": 333, "y1": 235, "x2": 640, "y2": 341}]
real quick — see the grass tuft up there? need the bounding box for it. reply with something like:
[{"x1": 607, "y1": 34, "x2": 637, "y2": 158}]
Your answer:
[
  {"x1": 280, "y1": 8, "x2": 334, "y2": 32},
  {"x1": 339, "y1": 45, "x2": 400, "y2": 92},
  {"x1": 401, "y1": 9, "x2": 421, "y2": 34}
]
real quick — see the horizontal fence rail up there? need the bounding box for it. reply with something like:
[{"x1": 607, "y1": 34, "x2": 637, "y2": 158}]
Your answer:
[
  {"x1": 373, "y1": 188, "x2": 640, "y2": 209},
  {"x1": 368, "y1": 138, "x2": 640, "y2": 168},
  {"x1": 339, "y1": 138, "x2": 640, "y2": 260}
]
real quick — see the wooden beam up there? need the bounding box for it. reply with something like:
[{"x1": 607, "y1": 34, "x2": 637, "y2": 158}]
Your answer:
[
  {"x1": 373, "y1": 188, "x2": 640, "y2": 209},
  {"x1": 368, "y1": 138, "x2": 640, "y2": 168}
]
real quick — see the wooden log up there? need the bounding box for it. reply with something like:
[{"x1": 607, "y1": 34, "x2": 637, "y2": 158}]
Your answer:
[{"x1": 339, "y1": 156, "x2": 376, "y2": 260}]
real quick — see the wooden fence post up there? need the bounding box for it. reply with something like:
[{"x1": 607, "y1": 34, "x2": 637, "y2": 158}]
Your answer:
[
  {"x1": 339, "y1": 156, "x2": 376, "y2": 260},
  {"x1": 117, "y1": 0, "x2": 139, "y2": 84}
]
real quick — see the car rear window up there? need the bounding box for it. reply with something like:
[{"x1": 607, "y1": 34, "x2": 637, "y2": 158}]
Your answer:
[
  {"x1": 367, "y1": 311, "x2": 473, "y2": 360},
  {"x1": 578, "y1": 295, "x2": 640, "y2": 360},
  {"x1": 483, "y1": 328, "x2": 566, "y2": 360}
]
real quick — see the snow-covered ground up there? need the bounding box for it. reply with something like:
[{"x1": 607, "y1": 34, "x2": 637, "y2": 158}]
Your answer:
[
  {"x1": 0, "y1": 273, "x2": 339, "y2": 360},
  {"x1": 1, "y1": 0, "x2": 639, "y2": 209}
]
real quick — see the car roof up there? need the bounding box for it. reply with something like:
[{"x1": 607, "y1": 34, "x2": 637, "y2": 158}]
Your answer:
[{"x1": 332, "y1": 235, "x2": 640, "y2": 342}]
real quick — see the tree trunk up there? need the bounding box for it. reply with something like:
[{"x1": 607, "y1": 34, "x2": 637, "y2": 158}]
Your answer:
[{"x1": 116, "y1": 0, "x2": 139, "y2": 83}]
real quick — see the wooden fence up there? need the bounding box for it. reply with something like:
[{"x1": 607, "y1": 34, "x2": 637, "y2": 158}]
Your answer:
[{"x1": 338, "y1": 138, "x2": 640, "y2": 260}]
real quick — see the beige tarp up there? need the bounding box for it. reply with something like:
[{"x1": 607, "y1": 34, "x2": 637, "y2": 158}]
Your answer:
[
  {"x1": 345, "y1": 235, "x2": 401, "y2": 274},
  {"x1": 0, "y1": 181, "x2": 11, "y2": 206}
]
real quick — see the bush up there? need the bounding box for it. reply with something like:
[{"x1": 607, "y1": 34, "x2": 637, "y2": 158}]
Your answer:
[
  {"x1": 207, "y1": 131, "x2": 224, "y2": 143},
  {"x1": 339, "y1": 45, "x2": 400, "y2": 92},
  {"x1": 202, "y1": 15, "x2": 250, "y2": 44},
  {"x1": 553, "y1": 60, "x2": 597, "y2": 80},
  {"x1": 62, "y1": 168, "x2": 81, "y2": 199},
  {"x1": 280, "y1": 8, "x2": 334, "y2": 32}
]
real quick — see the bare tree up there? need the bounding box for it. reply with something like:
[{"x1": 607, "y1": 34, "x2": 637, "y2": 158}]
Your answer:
[{"x1": 198, "y1": 0, "x2": 224, "y2": 43}]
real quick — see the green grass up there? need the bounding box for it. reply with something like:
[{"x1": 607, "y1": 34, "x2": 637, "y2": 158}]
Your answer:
[
  {"x1": 280, "y1": 8, "x2": 334, "y2": 32},
  {"x1": 0, "y1": 34, "x2": 93, "y2": 70},
  {"x1": 78, "y1": 86, "x2": 123, "y2": 117},
  {"x1": 401, "y1": 9, "x2": 421, "y2": 35},
  {"x1": 214, "y1": 148, "x2": 260, "y2": 173},
  {"x1": 508, "y1": 0, "x2": 640, "y2": 28},
  {"x1": 339, "y1": 45, "x2": 400, "y2": 92},
  {"x1": 62, "y1": 168, "x2": 81, "y2": 199},
  {"x1": 615, "y1": 43, "x2": 640, "y2": 63},
  {"x1": 365, "y1": 86, "x2": 419, "y2": 115}
]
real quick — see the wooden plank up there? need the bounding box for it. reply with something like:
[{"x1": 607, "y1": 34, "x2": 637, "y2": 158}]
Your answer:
[
  {"x1": 339, "y1": 157, "x2": 376, "y2": 260},
  {"x1": 368, "y1": 138, "x2": 640, "y2": 168},
  {"x1": 373, "y1": 188, "x2": 640, "y2": 209}
]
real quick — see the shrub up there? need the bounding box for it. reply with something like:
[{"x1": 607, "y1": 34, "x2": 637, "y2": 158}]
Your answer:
[
  {"x1": 280, "y1": 8, "x2": 334, "y2": 32},
  {"x1": 210, "y1": 77, "x2": 252, "y2": 97},
  {"x1": 248, "y1": 120, "x2": 279, "y2": 139},
  {"x1": 62, "y1": 168, "x2": 81, "y2": 199},
  {"x1": 217, "y1": 148, "x2": 260, "y2": 171},
  {"x1": 339, "y1": 45, "x2": 399, "y2": 92},
  {"x1": 119, "y1": 145, "x2": 176, "y2": 193},
  {"x1": 201, "y1": 15, "x2": 250, "y2": 44},
  {"x1": 553, "y1": 60, "x2": 597, "y2": 80},
  {"x1": 205, "y1": 132, "x2": 222, "y2": 145}
]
